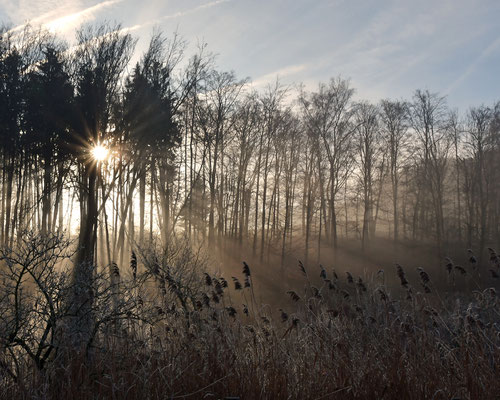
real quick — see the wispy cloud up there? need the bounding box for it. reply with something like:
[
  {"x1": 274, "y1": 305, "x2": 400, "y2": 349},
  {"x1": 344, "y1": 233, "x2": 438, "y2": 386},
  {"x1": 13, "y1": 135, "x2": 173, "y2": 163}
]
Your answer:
[
  {"x1": 45, "y1": 0, "x2": 124, "y2": 33},
  {"x1": 445, "y1": 35, "x2": 500, "y2": 96},
  {"x1": 3, "y1": 0, "x2": 498, "y2": 109},
  {"x1": 6, "y1": 10, "x2": 60, "y2": 33},
  {"x1": 1, "y1": 0, "x2": 62, "y2": 27},
  {"x1": 6, "y1": 0, "x2": 124, "y2": 35},
  {"x1": 252, "y1": 63, "x2": 307, "y2": 88},
  {"x1": 123, "y1": 0, "x2": 232, "y2": 33}
]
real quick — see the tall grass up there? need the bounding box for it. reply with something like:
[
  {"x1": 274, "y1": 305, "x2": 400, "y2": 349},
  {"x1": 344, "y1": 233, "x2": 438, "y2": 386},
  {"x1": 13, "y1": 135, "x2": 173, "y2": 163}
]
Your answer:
[{"x1": 1, "y1": 241, "x2": 499, "y2": 399}]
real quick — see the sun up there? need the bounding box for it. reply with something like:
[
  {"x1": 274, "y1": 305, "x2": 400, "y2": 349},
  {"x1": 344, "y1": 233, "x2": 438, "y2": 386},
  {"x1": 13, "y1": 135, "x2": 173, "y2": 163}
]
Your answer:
[{"x1": 92, "y1": 145, "x2": 109, "y2": 162}]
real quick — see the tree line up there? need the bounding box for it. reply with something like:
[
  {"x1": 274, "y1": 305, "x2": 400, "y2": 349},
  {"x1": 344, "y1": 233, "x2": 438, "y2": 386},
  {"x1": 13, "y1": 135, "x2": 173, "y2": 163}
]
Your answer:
[{"x1": 1, "y1": 22, "x2": 499, "y2": 273}]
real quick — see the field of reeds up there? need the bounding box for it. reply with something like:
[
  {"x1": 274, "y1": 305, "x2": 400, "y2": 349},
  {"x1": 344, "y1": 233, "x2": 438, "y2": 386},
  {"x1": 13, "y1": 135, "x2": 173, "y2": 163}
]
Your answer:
[{"x1": 1, "y1": 234, "x2": 500, "y2": 399}]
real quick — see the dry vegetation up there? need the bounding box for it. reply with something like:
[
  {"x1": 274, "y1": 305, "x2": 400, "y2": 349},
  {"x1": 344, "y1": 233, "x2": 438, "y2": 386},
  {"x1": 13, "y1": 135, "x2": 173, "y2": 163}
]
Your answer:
[{"x1": 1, "y1": 233, "x2": 499, "y2": 399}]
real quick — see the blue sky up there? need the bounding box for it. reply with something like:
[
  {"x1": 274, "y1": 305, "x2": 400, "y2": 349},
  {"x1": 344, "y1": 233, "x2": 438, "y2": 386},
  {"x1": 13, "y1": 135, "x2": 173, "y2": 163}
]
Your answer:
[{"x1": 1, "y1": 0, "x2": 499, "y2": 110}]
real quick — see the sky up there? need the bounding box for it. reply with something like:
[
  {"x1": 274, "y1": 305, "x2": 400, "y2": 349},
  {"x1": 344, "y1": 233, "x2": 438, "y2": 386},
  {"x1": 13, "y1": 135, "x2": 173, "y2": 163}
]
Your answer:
[{"x1": 1, "y1": 0, "x2": 499, "y2": 110}]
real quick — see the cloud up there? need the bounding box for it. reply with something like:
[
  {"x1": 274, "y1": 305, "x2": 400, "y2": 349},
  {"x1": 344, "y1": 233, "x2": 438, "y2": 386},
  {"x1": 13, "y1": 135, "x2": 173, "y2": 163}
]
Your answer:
[
  {"x1": 123, "y1": 0, "x2": 233, "y2": 33},
  {"x1": 445, "y1": 35, "x2": 500, "y2": 96},
  {"x1": 6, "y1": 0, "x2": 124, "y2": 35},
  {"x1": 45, "y1": 0, "x2": 124, "y2": 33},
  {"x1": 251, "y1": 63, "x2": 307, "y2": 88},
  {"x1": 1, "y1": 0, "x2": 63, "y2": 27},
  {"x1": 289, "y1": 0, "x2": 493, "y2": 104}
]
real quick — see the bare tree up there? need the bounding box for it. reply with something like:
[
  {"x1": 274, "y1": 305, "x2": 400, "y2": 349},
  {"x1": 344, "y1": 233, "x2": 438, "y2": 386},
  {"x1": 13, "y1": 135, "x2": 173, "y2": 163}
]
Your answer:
[
  {"x1": 299, "y1": 77, "x2": 356, "y2": 249},
  {"x1": 196, "y1": 70, "x2": 246, "y2": 244},
  {"x1": 354, "y1": 102, "x2": 380, "y2": 250},
  {"x1": 463, "y1": 105, "x2": 494, "y2": 264},
  {"x1": 380, "y1": 99, "x2": 409, "y2": 243},
  {"x1": 410, "y1": 90, "x2": 451, "y2": 256}
]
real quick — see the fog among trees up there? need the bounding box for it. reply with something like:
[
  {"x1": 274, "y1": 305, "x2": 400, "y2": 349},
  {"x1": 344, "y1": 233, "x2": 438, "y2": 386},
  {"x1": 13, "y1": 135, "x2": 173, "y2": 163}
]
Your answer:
[{"x1": 1, "y1": 23, "x2": 500, "y2": 399}]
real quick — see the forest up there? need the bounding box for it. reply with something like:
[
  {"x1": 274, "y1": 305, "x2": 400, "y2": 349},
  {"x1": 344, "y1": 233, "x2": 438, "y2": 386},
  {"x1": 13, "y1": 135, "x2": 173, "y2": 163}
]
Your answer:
[{"x1": 1, "y1": 23, "x2": 500, "y2": 399}]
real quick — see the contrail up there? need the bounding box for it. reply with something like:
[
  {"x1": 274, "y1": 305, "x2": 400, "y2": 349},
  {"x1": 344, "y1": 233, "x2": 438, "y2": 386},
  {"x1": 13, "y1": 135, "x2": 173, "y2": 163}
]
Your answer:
[
  {"x1": 122, "y1": 0, "x2": 233, "y2": 33},
  {"x1": 445, "y1": 35, "x2": 500, "y2": 95},
  {"x1": 7, "y1": 0, "x2": 124, "y2": 35},
  {"x1": 45, "y1": 0, "x2": 124, "y2": 33}
]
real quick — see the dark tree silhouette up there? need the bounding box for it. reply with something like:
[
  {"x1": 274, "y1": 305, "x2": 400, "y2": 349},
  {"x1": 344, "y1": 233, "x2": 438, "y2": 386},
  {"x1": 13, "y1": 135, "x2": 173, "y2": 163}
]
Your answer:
[
  {"x1": 70, "y1": 23, "x2": 135, "y2": 348},
  {"x1": 23, "y1": 46, "x2": 74, "y2": 234}
]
